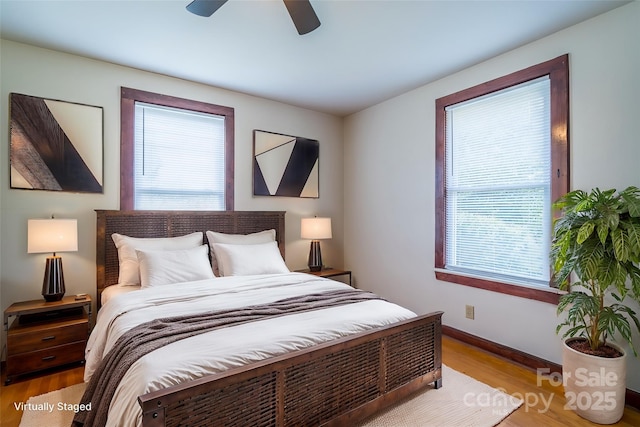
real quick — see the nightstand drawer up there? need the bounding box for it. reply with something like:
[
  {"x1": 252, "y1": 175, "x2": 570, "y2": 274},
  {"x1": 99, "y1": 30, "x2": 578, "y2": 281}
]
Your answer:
[
  {"x1": 7, "y1": 315, "x2": 88, "y2": 355},
  {"x1": 6, "y1": 341, "x2": 86, "y2": 377}
]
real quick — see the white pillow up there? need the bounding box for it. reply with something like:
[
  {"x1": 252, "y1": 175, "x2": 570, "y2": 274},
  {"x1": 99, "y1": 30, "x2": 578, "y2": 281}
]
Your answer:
[
  {"x1": 112, "y1": 232, "x2": 203, "y2": 286},
  {"x1": 136, "y1": 245, "x2": 215, "y2": 288},
  {"x1": 206, "y1": 229, "x2": 276, "y2": 276},
  {"x1": 212, "y1": 241, "x2": 289, "y2": 277}
]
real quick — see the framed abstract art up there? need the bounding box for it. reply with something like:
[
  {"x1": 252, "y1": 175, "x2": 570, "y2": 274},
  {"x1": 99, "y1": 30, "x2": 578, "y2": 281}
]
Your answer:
[
  {"x1": 10, "y1": 93, "x2": 103, "y2": 193},
  {"x1": 253, "y1": 129, "x2": 319, "y2": 198}
]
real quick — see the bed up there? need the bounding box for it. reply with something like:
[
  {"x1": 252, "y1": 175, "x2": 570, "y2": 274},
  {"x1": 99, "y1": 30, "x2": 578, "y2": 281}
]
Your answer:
[{"x1": 84, "y1": 209, "x2": 442, "y2": 427}]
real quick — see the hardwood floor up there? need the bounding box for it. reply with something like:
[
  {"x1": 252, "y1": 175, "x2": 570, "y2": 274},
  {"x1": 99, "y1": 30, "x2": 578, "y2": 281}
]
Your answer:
[
  {"x1": 1, "y1": 336, "x2": 639, "y2": 426},
  {"x1": 443, "y1": 336, "x2": 640, "y2": 427},
  {"x1": 0, "y1": 364, "x2": 84, "y2": 427}
]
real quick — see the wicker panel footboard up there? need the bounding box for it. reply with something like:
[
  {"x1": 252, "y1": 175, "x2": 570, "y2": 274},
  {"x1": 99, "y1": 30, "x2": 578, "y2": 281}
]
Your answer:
[{"x1": 138, "y1": 311, "x2": 443, "y2": 427}]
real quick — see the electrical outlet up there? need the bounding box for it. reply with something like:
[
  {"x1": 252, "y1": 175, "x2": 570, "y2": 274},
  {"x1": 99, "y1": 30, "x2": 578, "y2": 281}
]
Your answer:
[{"x1": 465, "y1": 305, "x2": 475, "y2": 320}]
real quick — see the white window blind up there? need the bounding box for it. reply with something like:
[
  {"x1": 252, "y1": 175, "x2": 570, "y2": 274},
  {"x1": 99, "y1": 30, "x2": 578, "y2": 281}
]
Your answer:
[
  {"x1": 134, "y1": 102, "x2": 226, "y2": 210},
  {"x1": 445, "y1": 76, "x2": 551, "y2": 286}
]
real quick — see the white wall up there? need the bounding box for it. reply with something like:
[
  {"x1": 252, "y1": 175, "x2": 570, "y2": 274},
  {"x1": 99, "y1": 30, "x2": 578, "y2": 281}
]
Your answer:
[
  {"x1": 0, "y1": 40, "x2": 344, "y2": 325},
  {"x1": 344, "y1": 2, "x2": 640, "y2": 391}
]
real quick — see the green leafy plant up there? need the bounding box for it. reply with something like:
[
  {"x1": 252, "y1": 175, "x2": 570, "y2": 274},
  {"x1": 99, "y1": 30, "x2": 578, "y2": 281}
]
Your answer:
[{"x1": 551, "y1": 186, "x2": 640, "y2": 356}]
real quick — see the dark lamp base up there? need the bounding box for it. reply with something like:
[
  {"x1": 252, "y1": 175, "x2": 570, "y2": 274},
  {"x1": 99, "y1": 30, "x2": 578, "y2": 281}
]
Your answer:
[
  {"x1": 43, "y1": 293, "x2": 64, "y2": 302},
  {"x1": 42, "y1": 256, "x2": 66, "y2": 302},
  {"x1": 307, "y1": 241, "x2": 323, "y2": 272}
]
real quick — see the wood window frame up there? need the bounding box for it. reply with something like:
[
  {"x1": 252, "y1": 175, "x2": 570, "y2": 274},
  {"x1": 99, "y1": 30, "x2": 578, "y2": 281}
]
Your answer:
[
  {"x1": 120, "y1": 87, "x2": 235, "y2": 210},
  {"x1": 434, "y1": 54, "x2": 570, "y2": 304}
]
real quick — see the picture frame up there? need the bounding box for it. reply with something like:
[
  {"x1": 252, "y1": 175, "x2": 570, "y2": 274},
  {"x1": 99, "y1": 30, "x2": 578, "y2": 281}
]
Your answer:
[
  {"x1": 253, "y1": 129, "x2": 319, "y2": 198},
  {"x1": 10, "y1": 93, "x2": 104, "y2": 193}
]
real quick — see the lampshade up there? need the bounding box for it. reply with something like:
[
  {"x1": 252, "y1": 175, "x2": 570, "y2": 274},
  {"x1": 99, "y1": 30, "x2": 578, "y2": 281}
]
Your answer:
[
  {"x1": 28, "y1": 219, "x2": 78, "y2": 254},
  {"x1": 301, "y1": 217, "x2": 332, "y2": 240}
]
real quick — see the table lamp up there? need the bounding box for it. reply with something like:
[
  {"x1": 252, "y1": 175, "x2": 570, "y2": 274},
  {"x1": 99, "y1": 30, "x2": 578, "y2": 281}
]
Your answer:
[
  {"x1": 28, "y1": 218, "x2": 78, "y2": 301},
  {"x1": 301, "y1": 217, "x2": 332, "y2": 272}
]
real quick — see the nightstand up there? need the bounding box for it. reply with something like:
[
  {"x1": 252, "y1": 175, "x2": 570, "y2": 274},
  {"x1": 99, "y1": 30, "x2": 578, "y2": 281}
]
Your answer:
[
  {"x1": 299, "y1": 268, "x2": 352, "y2": 286},
  {"x1": 3, "y1": 295, "x2": 91, "y2": 384}
]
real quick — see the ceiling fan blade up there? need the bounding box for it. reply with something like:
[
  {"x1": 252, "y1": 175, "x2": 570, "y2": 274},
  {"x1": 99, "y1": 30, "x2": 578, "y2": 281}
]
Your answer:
[
  {"x1": 283, "y1": 0, "x2": 321, "y2": 35},
  {"x1": 186, "y1": 0, "x2": 229, "y2": 17}
]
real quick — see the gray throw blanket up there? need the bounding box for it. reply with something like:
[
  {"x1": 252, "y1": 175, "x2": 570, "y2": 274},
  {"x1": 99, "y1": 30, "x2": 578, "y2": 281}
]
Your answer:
[{"x1": 72, "y1": 288, "x2": 382, "y2": 427}]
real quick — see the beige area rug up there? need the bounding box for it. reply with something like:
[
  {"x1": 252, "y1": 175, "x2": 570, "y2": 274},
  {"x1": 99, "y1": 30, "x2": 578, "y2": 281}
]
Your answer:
[
  {"x1": 19, "y1": 365, "x2": 521, "y2": 427},
  {"x1": 357, "y1": 365, "x2": 523, "y2": 426}
]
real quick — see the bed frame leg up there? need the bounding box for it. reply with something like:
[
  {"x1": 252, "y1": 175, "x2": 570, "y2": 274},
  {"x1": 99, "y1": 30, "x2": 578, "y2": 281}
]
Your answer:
[{"x1": 434, "y1": 378, "x2": 442, "y2": 389}]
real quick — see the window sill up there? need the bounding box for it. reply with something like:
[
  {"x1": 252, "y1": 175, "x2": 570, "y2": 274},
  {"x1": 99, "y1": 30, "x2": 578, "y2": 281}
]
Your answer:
[{"x1": 434, "y1": 269, "x2": 563, "y2": 305}]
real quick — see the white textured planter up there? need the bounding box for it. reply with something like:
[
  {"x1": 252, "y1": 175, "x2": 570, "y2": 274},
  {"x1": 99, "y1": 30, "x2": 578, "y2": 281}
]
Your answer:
[{"x1": 562, "y1": 338, "x2": 626, "y2": 424}]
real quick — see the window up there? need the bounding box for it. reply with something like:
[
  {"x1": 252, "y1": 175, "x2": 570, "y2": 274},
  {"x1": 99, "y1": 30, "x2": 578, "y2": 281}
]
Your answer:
[
  {"x1": 435, "y1": 55, "x2": 569, "y2": 304},
  {"x1": 120, "y1": 88, "x2": 234, "y2": 210}
]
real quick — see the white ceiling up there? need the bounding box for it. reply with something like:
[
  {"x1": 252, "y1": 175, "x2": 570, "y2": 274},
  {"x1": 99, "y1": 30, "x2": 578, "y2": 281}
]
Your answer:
[{"x1": 0, "y1": 0, "x2": 629, "y2": 116}]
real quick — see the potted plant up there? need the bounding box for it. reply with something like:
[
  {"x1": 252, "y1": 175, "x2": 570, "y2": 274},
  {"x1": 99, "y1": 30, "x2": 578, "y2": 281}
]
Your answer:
[{"x1": 551, "y1": 186, "x2": 640, "y2": 424}]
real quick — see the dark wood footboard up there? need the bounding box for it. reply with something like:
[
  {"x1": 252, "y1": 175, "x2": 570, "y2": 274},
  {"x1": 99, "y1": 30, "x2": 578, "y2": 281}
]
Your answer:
[{"x1": 138, "y1": 311, "x2": 442, "y2": 427}]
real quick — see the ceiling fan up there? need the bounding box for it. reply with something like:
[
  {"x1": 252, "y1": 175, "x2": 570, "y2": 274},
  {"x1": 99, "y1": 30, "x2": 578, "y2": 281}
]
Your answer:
[{"x1": 186, "y1": 0, "x2": 321, "y2": 35}]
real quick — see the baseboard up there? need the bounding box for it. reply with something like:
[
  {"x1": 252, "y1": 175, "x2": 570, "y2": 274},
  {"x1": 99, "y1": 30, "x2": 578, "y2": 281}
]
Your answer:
[{"x1": 442, "y1": 325, "x2": 640, "y2": 411}]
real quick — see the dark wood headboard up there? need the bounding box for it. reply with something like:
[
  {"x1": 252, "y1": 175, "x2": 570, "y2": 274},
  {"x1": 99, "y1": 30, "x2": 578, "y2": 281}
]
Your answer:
[{"x1": 96, "y1": 210, "x2": 286, "y2": 301}]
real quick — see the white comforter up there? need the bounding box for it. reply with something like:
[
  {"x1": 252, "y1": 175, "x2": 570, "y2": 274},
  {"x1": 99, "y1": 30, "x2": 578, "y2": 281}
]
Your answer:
[{"x1": 86, "y1": 272, "x2": 416, "y2": 427}]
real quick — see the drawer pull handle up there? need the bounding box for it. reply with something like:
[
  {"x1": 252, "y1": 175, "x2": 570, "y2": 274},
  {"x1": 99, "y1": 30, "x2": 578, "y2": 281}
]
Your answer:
[
  {"x1": 42, "y1": 355, "x2": 56, "y2": 361},
  {"x1": 42, "y1": 336, "x2": 56, "y2": 341}
]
